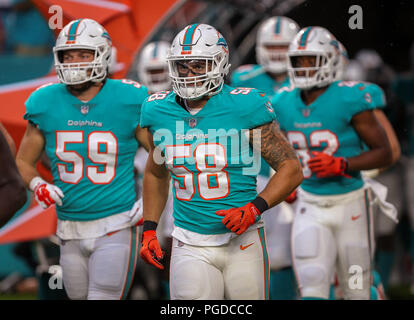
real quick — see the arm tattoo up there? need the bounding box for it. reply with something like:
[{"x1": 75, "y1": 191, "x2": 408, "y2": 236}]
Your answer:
[{"x1": 250, "y1": 121, "x2": 298, "y2": 171}]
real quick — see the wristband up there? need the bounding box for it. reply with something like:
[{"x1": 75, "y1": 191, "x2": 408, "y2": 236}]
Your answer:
[
  {"x1": 251, "y1": 196, "x2": 269, "y2": 214},
  {"x1": 29, "y1": 176, "x2": 45, "y2": 192},
  {"x1": 143, "y1": 220, "x2": 158, "y2": 232},
  {"x1": 343, "y1": 158, "x2": 349, "y2": 173}
]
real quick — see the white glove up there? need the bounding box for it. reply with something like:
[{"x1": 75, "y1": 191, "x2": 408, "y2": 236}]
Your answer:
[
  {"x1": 29, "y1": 177, "x2": 64, "y2": 209},
  {"x1": 129, "y1": 198, "x2": 143, "y2": 226}
]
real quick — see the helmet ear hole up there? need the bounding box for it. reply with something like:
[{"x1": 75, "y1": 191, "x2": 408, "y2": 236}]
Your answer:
[{"x1": 57, "y1": 51, "x2": 64, "y2": 63}]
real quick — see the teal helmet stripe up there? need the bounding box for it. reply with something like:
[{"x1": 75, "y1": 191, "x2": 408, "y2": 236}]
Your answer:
[
  {"x1": 182, "y1": 23, "x2": 200, "y2": 53},
  {"x1": 67, "y1": 19, "x2": 82, "y2": 41},
  {"x1": 275, "y1": 17, "x2": 281, "y2": 34},
  {"x1": 299, "y1": 26, "x2": 313, "y2": 48},
  {"x1": 153, "y1": 42, "x2": 158, "y2": 58}
]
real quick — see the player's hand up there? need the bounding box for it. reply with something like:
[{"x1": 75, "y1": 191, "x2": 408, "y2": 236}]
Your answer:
[
  {"x1": 285, "y1": 189, "x2": 297, "y2": 204},
  {"x1": 307, "y1": 151, "x2": 351, "y2": 178},
  {"x1": 30, "y1": 177, "x2": 64, "y2": 209},
  {"x1": 216, "y1": 203, "x2": 260, "y2": 235},
  {"x1": 129, "y1": 198, "x2": 143, "y2": 226},
  {"x1": 140, "y1": 230, "x2": 164, "y2": 270}
]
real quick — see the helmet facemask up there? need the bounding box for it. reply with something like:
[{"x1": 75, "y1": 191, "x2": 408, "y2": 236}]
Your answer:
[
  {"x1": 54, "y1": 44, "x2": 111, "y2": 85},
  {"x1": 167, "y1": 51, "x2": 229, "y2": 100},
  {"x1": 143, "y1": 66, "x2": 171, "y2": 93},
  {"x1": 288, "y1": 52, "x2": 336, "y2": 89},
  {"x1": 256, "y1": 43, "x2": 290, "y2": 73}
]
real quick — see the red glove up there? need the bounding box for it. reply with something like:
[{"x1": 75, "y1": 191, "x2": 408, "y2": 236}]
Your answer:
[
  {"x1": 30, "y1": 177, "x2": 64, "y2": 209},
  {"x1": 140, "y1": 230, "x2": 164, "y2": 270},
  {"x1": 307, "y1": 151, "x2": 351, "y2": 178},
  {"x1": 285, "y1": 189, "x2": 297, "y2": 204},
  {"x1": 216, "y1": 203, "x2": 261, "y2": 235}
]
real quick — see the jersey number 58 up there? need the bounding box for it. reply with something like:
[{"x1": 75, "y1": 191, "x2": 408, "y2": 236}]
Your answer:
[{"x1": 165, "y1": 143, "x2": 230, "y2": 201}]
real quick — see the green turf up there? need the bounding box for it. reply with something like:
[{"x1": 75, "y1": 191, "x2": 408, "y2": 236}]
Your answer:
[{"x1": 0, "y1": 293, "x2": 37, "y2": 300}]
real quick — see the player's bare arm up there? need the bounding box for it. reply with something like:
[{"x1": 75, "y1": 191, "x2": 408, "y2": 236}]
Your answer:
[
  {"x1": 348, "y1": 110, "x2": 393, "y2": 171},
  {"x1": 140, "y1": 129, "x2": 169, "y2": 269},
  {"x1": 135, "y1": 125, "x2": 151, "y2": 152},
  {"x1": 0, "y1": 130, "x2": 27, "y2": 227},
  {"x1": 250, "y1": 120, "x2": 303, "y2": 208},
  {"x1": 16, "y1": 122, "x2": 45, "y2": 187},
  {"x1": 16, "y1": 123, "x2": 64, "y2": 208},
  {"x1": 373, "y1": 109, "x2": 401, "y2": 165},
  {"x1": 142, "y1": 129, "x2": 170, "y2": 224}
]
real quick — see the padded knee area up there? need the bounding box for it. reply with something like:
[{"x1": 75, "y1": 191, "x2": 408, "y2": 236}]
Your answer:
[
  {"x1": 294, "y1": 227, "x2": 319, "y2": 259},
  {"x1": 298, "y1": 265, "x2": 327, "y2": 287}
]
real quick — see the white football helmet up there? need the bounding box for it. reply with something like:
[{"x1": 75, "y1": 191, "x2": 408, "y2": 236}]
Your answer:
[
  {"x1": 344, "y1": 60, "x2": 366, "y2": 81},
  {"x1": 137, "y1": 41, "x2": 171, "y2": 93},
  {"x1": 287, "y1": 26, "x2": 338, "y2": 89},
  {"x1": 108, "y1": 46, "x2": 118, "y2": 75},
  {"x1": 166, "y1": 23, "x2": 231, "y2": 100},
  {"x1": 332, "y1": 40, "x2": 349, "y2": 81},
  {"x1": 256, "y1": 16, "x2": 299, "y2": 73},
  {"x1": 54, "y1": 18, "x2": 112, "y2": 85}
]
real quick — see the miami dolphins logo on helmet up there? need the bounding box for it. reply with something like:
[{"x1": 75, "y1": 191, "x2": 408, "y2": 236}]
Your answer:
[{"x1": 216, "y1": 33, "x2": 228, "y2": 53}]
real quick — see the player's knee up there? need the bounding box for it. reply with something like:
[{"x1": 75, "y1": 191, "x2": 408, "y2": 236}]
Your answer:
[
  {"x1": 66, "y1": 288, "x2": 87, "y2": 300},
  {"x1": 298, "y1": 265, "x2": 328, "y2": 288},
  {"x1": 170, "y1": 281, "x2": 206, "y2": 300},
  {"x1": 91, "y1": 249, "x2": 130, "y2": 292},
  {"x1": 88, "y1": 290, "x2": 121, "y2": 300}
]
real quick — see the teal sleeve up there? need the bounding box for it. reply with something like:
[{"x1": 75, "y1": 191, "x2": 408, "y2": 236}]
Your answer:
[
  {"x1": 134, "y1": 86, "x2": 150, "y2": 128},
  {"x1": 347, "y1": 86, "x2": 377, "y2": 118},
  {"x1": 139, "y1": 99, "x2": 152, "y2": 130},
  {"x1": 23, "y1": 90, "x2": 44, "y2": 129},
  {"x1": 243, "y1": 90, "x2": 277, "y2": 129},
  {"x1": 367, "y1": 83, "x2": 386, "y2": 109}
]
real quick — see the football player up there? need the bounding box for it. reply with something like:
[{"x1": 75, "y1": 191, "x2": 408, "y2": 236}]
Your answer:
[
  {"x1": 272, "y1": 26, "x2": 393, "y2": 299},
  {"x1": 139, "y1": 23, "x2": 303, "y2": 300},
  {"x1": 137, "y1": 41, "x2": 172, "y2": 93},
  {"x1": 333, "y1": 41, "x2": 400, "y2": 299},
  {"x1": 16, "y1": 19, "x2": 149, "y2": 300},
  {"x1": 230, "y1": 16, "x2": 300, "y2": 300}
]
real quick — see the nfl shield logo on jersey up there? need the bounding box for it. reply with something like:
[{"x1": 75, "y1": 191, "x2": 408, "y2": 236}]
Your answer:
[
  {"x1": 189, "y1": 118, "x2": 197, "y2": 128},
  {"x1": 81, "y1": 105, "x2": 89, "y2": 115},
  {"x1": 302, "y1": 108, "x2": 311, "y2": 117}
]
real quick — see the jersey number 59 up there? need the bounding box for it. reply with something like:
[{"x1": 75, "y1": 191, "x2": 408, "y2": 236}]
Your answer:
[{"x1": 55, "y1": 131, "x2": 117, "y2": 184}]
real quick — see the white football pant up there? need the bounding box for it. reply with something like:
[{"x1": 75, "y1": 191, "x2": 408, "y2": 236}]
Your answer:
[
  {"x1": 59, "y1": 226, "x2": 139, "y2": 300},
  {"x1": 169, "y1": 227, "x2": 270, "y2": 300},
  {"x1": 292, "y1": 187, "x2": 374, "y2": 300},
  {"x1": 257, "y1": 175, "x2": 294, "y2": 270}
]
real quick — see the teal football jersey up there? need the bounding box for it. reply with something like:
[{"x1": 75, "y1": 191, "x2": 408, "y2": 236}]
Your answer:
[
  {"x1": 140, "y1": 84, "x2": 277, "y2": 235},
  {"x1": 364, "y1": 82, "x2": 386, "y2": 109},
  {"x1": 24, "y1": 79, "x2": 149, "y2": 221},
  {"x1": 273, "y1": 80, "x2": 380, "y2": 195},
  {"x1": 231, "y1": 64, "x2": 291, "y2": 177}
]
